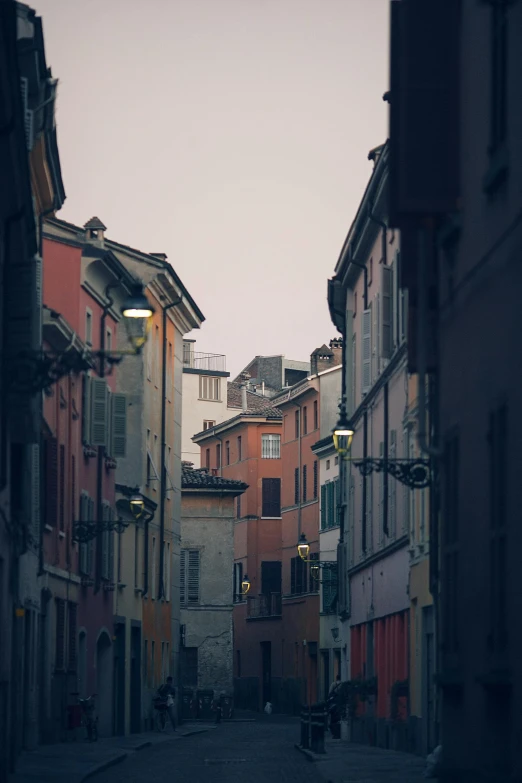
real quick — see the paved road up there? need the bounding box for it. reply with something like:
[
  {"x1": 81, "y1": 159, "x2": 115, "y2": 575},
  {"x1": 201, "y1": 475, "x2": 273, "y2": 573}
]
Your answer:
[{"x1": 91, "y1": 720, "x2": 320, "y2": 783}]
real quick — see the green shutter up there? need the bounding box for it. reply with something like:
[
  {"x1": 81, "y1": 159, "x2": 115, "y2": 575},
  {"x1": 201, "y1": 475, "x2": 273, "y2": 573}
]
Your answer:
[
  {"x1": 320, "y1": 485, "x2": 327, "y2": 530},
  {"x1": 90, "y1": 379, "x2": 107, "y2": 446},
  {"x1": 111, "y1": 394, "x2": 127, "y2": 458},
  {"x1": 82, "y1": 374, "x2": 92, "y2": 445}
]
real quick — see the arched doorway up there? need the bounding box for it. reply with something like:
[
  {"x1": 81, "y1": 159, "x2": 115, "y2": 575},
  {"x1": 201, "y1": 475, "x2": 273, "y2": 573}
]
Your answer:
[{"x1": 96, "y1": 631, "x2": 113, "y2": 737}]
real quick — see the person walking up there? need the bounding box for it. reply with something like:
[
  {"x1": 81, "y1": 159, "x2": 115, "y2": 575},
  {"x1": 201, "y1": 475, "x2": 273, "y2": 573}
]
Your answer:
[{"x1": 158, "y1": 676, "x2": 177, "y2": 732}]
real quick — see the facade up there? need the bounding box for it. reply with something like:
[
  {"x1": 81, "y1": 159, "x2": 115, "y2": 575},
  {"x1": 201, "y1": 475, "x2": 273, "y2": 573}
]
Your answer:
[
  {"x1": 181, "y1": 338, "x2": 229, "y2": 467},
  {"x1": 42, "y1": 219, "x2": 137, "y2": 740},
  {"x1": 310, "y1": 363, "x2": 343, "y2": 699},
  {"x1": 389, "y1": 1, "x2": 522, "y2": 778},
  {"x1": 273, "y1": 377, "x2": 321, "y2": 712},
  {"x1": 192, "y1": 389, "x2": 284, "y2": 712},
  {"x1": 328, "y1": 143, "x2": 426, "y2": 750},
  {"x1": 179, "y1": 463, "x2": 247, "y2": 696},
  {"x1": 0, "y1": 3, "x2": 65, "y2": 777},
  {"x1": 233, "y1": 355, "x2": 310, "y2": 399}
]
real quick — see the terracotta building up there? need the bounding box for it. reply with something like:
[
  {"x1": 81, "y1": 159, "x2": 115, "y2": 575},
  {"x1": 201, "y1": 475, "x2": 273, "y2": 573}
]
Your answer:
[{"x1": 192, "y1": 384, "x2": 283, "y2": 711}]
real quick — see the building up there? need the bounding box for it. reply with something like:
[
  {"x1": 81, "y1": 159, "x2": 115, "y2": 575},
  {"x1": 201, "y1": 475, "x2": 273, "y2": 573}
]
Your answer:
[
  {"x1": 388, "y1": 0, "x2": 522, "y2": 778},
  {"x1": 42, "y1": 218, "x2": 138, "y2": 740},
  {"x1": 0, "y1": 2, "x2": 65, "y2": 776},
  {"x1": 272, "y1": 374, "x2": 321, "y2": 712},
  {"x1": 192, "y1": 386, "x2": 283, "y2": 712},
  {"x1": 310, "y1": 361, "x2": 343, "y2": 699},
  {"x1": 328, "y1": 142, "x2": 427, "y2": 751},
  {"x1": 179, "y1": 463, "x2": 247, "y2": 697},
  {"x1": 181, "y1": 338, "x2": 229, "y2": 467},
  {"x1": 233, "y1": 355, "x2": 310, "y2": 399}
]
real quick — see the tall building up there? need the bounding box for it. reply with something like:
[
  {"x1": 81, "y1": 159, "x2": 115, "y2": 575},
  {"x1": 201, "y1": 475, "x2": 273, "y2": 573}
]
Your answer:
[{"x1": 388, "y1": 0, "x2": 522, "y2": 778}]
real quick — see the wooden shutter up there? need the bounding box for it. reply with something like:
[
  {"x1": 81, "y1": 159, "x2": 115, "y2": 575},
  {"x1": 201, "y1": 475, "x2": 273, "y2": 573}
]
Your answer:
[
  {"x1": 180, "y1": 549, "x2": 186, "y2": 604},
  {"x1": 389, "y1": 431, "x2": 397, "y2": 538},
  {"x1": 373, "y1": 294, "x2": 380, "y2": 380},
  {"x1": 82, "y1": 375, "x2": 92, "y2": 445},
  {"x1": 187, "y1": 550, "x2": 200, "y2": 604},
  {"x1": 55, "y1": 599, "x2": 65, "y2": 671},
  {"x1": 87, "y1": 498, "x2": 95, "y2": 575},
  {"x1": 101, "y1": 504, "x2": 110, "y2": 579},
  {"x1": 294, "y1": 469, "x2": 299, "y2": 505},
  {"x1": 79, "y1": 494, "x2": 88, "y2": 574},
  {"x1": 362, "y1": 307, "x2": 372, "y2": 394},
  {"x1": 327, "y1": 482, "x2": 335, "y2": 527},
  {"x1": 68, "y1": 603, "x2": 77, "y2": 671},
  {"x1": 302, "y1": 465, "x2": 307, "y2": 503},
  {"x1": 313, "y1": 460, "x2": 318, "y2": 499},
  {"x1": 90, "y1": 379, "x2": 108, "y2": 447},
  {"x1": 379, "y1": 442, "x2": 385, "y2": 545},
  {"x1": 291, "y1": 557, "x2": 296, "y2": 595},
  {"x1": 262, "y1": 478, "x2": 281, "y2": 517},
  {"x1": 46, "y1": 437, "x2": 58, "y2": 527},
  {"x1": 111, "y1": 394, "x2": 127, "y2": 458},
  {"x1": 381, "y1": 266, "x2": 393, "y2": 359},
  {"x1": 31, "y1": 444, "x2": 40, "y2": 539},
  {"x1": 320, "y1": 485, "x2": 327, "y2": 530}
]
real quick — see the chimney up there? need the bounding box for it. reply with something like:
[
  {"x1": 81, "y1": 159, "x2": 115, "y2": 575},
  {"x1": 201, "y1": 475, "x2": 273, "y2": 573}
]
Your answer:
[
  {"x1": 329, "y1": 338, "x2": 343, "y2": 367},
  {"x1": 310, "y1": 344, "x2": 334, "y2": 376},
  {"x1": 240, "y1": 372, "x2": 250, "y2": 411},
  {"x1": 83, "y1": 216, "x2": 107, "y2": 247},
  {"x1": 150, "y1": 252, "x2": 168, "y2": 262}
]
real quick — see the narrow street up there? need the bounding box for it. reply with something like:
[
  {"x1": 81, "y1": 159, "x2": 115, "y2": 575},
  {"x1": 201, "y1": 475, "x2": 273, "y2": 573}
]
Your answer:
[{"x1": 91, "y1": 720, "x2": 319, "y2": 783}]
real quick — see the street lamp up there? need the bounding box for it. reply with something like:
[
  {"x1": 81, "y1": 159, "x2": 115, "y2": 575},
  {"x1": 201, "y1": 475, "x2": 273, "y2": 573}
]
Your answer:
[
  {"x1": 240, "y1": 574, "x2": 251, "y2": 595},
  {"x1": 297, "y1": 533, "x2": 310, "y2": 561},
  {"x1": 129, "y1": 493, "x2": 145, "y2": 520},
  {"x1": 332, "y1": 401, "x2": 354, "y2": 457},
  {"x1": 121, "y1": 284, "x2": 155, "y2": 353}
]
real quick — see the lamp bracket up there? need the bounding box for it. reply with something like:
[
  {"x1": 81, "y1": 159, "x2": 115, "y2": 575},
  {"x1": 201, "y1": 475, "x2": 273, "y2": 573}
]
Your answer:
[
  {"x1": 351, "y1": 457, "x2": 431, "y2": 489},
  {"x1": 73, "y1": 516, "x2": 130, "y2": 544}
]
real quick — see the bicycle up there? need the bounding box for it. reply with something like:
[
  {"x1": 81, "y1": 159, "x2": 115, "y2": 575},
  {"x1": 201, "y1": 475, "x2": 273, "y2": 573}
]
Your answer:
[
  {"x1": 152, "y1": 696, "x2": 168, "y2": 732},
  {"x1": 71, "y1": 692, "x2": 98, "y2": 741}
]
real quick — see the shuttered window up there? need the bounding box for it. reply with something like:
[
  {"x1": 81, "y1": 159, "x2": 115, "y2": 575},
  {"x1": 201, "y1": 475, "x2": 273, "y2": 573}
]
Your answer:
[
  {"x1": 313, "y1": 461, "x2": 318, "y2": 499},
  {"x1": 294, "y1": 468, "x2": 299, "y2": 505},
  {"x1": 180, "y1": 549, "x2": 200, "y2": 606},
  {"x1": 379, "y1": 442, "x2": 385, "y2": 546},
  {"x1": 262, "y1": 478, "x2": 281, "y2": 518},
  {"x1": 91, "y1": 379, "x2": 108, "y2": 446},
  {"x1": 101, "y1": 504, "x2": 113, "y2": 581},
  {"x1": 362, "y1": 307, "x2": 372, "y2": 394},
  {"x1": 55, "y1": 599, "x2": 66, "y2": 671},
  {"x1": 68, "y1": 603, "x2": 77, "y2": 671},
  {"x1": 313, "y1": 400, "x2": 318, "y2": 430},
  {"x1": 381, "y1": 266, "x2": 393, "y2": 359},
  {"x1": 389, "y1": 431, "x2": 397, "y2": 538},
  {"x1": 302, "y1": 465, "x2": 307, "y2": 503},
  {"x1": 82, "y1": 374, "x2": 92, "y2": 445},
  {"x1": 320, "y1": 485, "x2": 327, "y2": 530},
  {"x1": 79, "y1": 493, "x2": 89, "y2": 575},
  {"x1": 111, "y1": 394, "x2": 127, "y2": 458},
  {"x1": 322, "y1": 568, "x2": 337, "y2": 614},
  {"x1": 290, "y1": 556, "x2": 308, "y2": 595}
]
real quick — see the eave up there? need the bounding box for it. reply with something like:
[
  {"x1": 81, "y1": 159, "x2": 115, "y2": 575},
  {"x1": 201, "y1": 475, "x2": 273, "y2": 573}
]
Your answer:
[
  {"x1": 182, "y1": 486, "x2": 248, "y2": 498},
  {"x1": 192, "y1": 413, "x2": 282, "y2": 442}
]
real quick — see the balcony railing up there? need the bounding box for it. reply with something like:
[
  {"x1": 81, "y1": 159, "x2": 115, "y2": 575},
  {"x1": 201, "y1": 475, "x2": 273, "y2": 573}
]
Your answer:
[
  {"x1": 247, "y1": 593, "x2": 282, "y2": 619},
  {"x1": 183, "y1": 351, "x2": 226, "y2": 373}
]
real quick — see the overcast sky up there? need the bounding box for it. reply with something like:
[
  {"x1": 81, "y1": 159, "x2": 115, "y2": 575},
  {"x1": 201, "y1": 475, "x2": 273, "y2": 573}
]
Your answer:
[{"x1": 34, "y1": 0, "x2": 389, "y2": 378}]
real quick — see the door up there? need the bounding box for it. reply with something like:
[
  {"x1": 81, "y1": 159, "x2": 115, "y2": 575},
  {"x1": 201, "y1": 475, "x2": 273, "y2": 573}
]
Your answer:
[
  {"x1": 130, "y1": 626, "x2": 141, "y2": 733},
  {"x1": 261, "y1": 642, "x2": 271, "y2": 707}
]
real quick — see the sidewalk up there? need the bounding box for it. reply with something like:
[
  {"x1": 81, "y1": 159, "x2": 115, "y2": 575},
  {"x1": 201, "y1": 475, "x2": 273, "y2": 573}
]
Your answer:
[
  {"x1": 295, "y1": 737, "x2": 427, "y2": 783},
  {"x1": 8, "y1": 724, "x2": 214, "y2": 783}
]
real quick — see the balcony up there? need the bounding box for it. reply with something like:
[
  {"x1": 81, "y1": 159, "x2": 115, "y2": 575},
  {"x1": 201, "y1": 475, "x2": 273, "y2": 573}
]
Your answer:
[
  {"x1": 247, "y1": 593, "x2": 282, "y2": 620},
  {"x1": 183, "y1": 351, "x2": 226, "y2": 373}
]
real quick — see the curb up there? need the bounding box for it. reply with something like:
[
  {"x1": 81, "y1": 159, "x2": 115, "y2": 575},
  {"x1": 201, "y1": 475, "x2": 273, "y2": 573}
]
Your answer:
[
  {"x1": 294, "y1": 744, "x2": 323, "y2": 763},
  {"x1": 82, "y1": 752, "x2": 128, "y2": 782},
  {"x1": 181, "y1": 728, "x2": 210, "y2": 737}
]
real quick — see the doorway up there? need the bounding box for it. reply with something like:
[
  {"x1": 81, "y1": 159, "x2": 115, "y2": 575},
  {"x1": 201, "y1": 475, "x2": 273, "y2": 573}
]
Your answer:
[
  {"x1": 261, "y1": 642, "x2": 271, "y2": 708},
  {"x1": 321, "y1": 651, "x2": 330, "y2": 701},
  {"x1": 96, "y1": 632, "x2": 113, "y2": 737},
  {"x1": 130, "y1": 626, "x2": 142, "y2": 733},
  {"x1": 112, "y1": 622, "x2": 125, "y2": 736}
]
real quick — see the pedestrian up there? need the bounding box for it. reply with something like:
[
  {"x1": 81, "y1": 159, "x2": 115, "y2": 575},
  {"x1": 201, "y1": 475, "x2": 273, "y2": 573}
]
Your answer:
[
  {"x1": 158, "y1": 676, "x2": 177, "y2": 732},
  {"x1": 328, "y1": 674, "x2": 341, "y2": 697}
]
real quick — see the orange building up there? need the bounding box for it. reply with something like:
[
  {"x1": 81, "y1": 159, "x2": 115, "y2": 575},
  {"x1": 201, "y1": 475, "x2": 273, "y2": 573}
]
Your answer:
[
  {"x1": 193, "y1": 384, "x2": 284, "y2": 711},
  {"x1": 273, "y1": 379, "x2": 321, "y2": 712}
]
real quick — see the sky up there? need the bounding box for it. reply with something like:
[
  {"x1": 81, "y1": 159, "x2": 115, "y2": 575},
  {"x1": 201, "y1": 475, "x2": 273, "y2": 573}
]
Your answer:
[{"x1": 34, "y1": 0, "x2": 390, "y2": 379}]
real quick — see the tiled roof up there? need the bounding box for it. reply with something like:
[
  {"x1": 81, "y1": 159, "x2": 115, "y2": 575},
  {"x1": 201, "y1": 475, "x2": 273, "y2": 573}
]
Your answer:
[
  {"x1": 227, "y1": 382, "x2": 282, "y2": 418},
  {"x1": 182, "y1": 463, "x2": 248, "y2": 492},
  {"x1": 83, "y1": 216, "x2": 107, "y2": 230}
]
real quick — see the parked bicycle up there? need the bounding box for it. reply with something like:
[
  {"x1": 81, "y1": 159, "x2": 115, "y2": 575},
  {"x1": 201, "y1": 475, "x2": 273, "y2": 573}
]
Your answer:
[
  {"x1": 152, "y1": 694, "x2": 169, "y2": 732},
  {"x1": 71, "y1": 692, "x2": 98, "y2": 741}
]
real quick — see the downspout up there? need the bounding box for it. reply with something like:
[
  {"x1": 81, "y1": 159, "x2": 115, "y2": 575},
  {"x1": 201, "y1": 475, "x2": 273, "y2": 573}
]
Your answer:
[
  {"x1": 294, "y1": 401, "x2": 303, "y2": 540},
  {"x1": 159, "y1": 297, "x2": 182, "y2": 600},
  {"x1": 383, "y1": 382, "x2": 389, "y2": 538}
]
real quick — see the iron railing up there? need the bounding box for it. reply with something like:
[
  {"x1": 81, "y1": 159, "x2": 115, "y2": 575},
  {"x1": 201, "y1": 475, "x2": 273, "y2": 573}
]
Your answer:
[
  {"x1": 183, "y1": 351, "x2": 226, "y2": 373},
  {"x1": 248, "y1": 593, "x2": 282, "y2": 619}
]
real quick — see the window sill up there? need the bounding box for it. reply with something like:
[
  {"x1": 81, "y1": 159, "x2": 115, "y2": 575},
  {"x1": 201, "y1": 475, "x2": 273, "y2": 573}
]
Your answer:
[
  {"x1": 261, "y1": 517, "x2": 282, "y2": 520},
  {"x1": 483, "y1": 145, "x2": 509, "y2": 195},
  {"x1": 320, "y1": 524, "x2": 340, "y2": 533},
  {"x1": 44, "y1": 524, "x2": 53, "y2": 533},
  {"x1": 198, "y1": 398, "x2": 221, "y2": 403},
  {"x1": 58, "y1": 531, "x2": 65, "y2": 539}
]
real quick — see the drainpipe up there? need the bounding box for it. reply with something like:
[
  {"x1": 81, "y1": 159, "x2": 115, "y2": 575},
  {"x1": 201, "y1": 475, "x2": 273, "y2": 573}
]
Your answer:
[
  {"x1": 159, "y1": 297, "x2": 182, "y2": 601},
  {"x1": 294, "y1": 401, "x2": 303, "y2": 540},
  {"x1": 383, "y1": 382, "x2": 389, "y2": 538}
]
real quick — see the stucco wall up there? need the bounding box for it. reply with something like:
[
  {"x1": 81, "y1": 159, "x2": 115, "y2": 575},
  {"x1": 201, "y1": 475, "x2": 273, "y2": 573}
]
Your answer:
[{"x1": 181, "y1": 370, "x2": 229, "y2": 467}]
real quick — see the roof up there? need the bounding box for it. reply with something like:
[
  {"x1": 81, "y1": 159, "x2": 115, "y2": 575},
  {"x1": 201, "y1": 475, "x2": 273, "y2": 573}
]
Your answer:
[
  {"x1": 311, "y1": 343, "x2": 333, "y2": 357},
  {"x1": 227, "y1": 382, "x2": 283, "y2": 417},
  {"x1": 182, "y1": 463, "x2": 248, "y2": 493},
  {"x1": 84, "y1": 216, "x2": 107, "y2": 230}
]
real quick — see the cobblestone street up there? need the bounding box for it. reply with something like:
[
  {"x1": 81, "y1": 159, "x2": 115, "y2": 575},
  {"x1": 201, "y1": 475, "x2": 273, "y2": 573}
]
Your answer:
[{"x1": 91, "y1": 720, "x2": 319, "y2": 783}]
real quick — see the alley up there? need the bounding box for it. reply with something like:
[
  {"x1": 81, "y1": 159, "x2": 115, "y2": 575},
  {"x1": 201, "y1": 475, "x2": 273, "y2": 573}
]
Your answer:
[{"x1": 92, "y1": 721, "x2": 318, "y2": 783}]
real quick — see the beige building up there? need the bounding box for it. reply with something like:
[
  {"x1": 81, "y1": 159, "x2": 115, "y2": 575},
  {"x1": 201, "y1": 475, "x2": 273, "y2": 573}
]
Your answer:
[{"x1": 179, "y1": 464, "x2": 247, "y2": 696}]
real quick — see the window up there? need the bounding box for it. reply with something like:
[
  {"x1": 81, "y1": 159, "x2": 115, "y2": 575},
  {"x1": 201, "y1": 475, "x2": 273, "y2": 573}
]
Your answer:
[
  {"x1": 203, "y1": 420, "x2": 215, "y2": 431},
  {"x1": 153, "y1": 325, "x2": 160, "y2": 386},
  {"x1": 322, "y1": 568, "x2": 337, "y2": 614},
  {"x1": 180, "y1": 647, "x2": 198, "y2": 687},
  {"x1": 295, "y1": 410, "x2": 300, "y2": 439},
  {"x1": 205, "y1": 449, "x2": 210, "y2": 469},
  {"x1": 313, "y1": 461, "x2": 318, "y2": 499},
  {"x1": 313, "y1": 400, "x2": 318, "y2": 430},
  {"x1": 68, "y1": 603, "x2": 77, "y2": 671},
  {"x1": 226, "y1": 441, "x2": 230, "y2": 465},
  {"x1": 237, "y1": 436, "x2": 242, "y2": 461},
  {"x1": 381, "y1": 265, "x2": 393, "y2": 360},
  {"x1": 59, "y1": 444, "x2": 65, "y2": 532},
  {"x1": 351, "y1": 333, "x2": 357, "y2": 411},
  {"x1": 167, "y1": 342, "x2": 173, "y2": 402},
  {"x1": 303, "y1": 407, "x2": 308, "y2": 435},
  {"x1": 334, "y1": 456, "x2": 339, "y2": 466},
  {"x1": 261, "y1": 434, "x2": 281, "y2": 459},
  {"x1": 233, "y1": 562, "x2": 244, "y2": 602},
  {"x1": 180, "y1": 549, "x2": 200, "y2": 605},
  {"x1": 362, "y1": 306, "x2": 372, "y2": 394},
  {"x1": 302, "y1": 465, "x2": 307, "y2": 503},
  {"x1": 320, "y1": 479, "x2": 339, "y2": 530},
  {"x1": 85, "y1": 309, "x2": 92, "y2": 345},
  {"x1": 164, "y1": 541, "x2": 171, "y2": 602},
  {"x1": 216, "y1": 443, "x2": 221, "y2": 469},
  {"x1": 262, "y1": 478, "x2": 281, "y2": 518},
  {"x1": 326, "y1": 459, "x2": 330, "y2": 471},
  {"x1": 294, "y1": 468, "x2": 299, "y2": 505},
  {"x1": 199, "y1": 376, "x2": 220, "y2": 401},
  {"x1": 290, "y1": 557, "x2": 308, "y2": 595}
]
